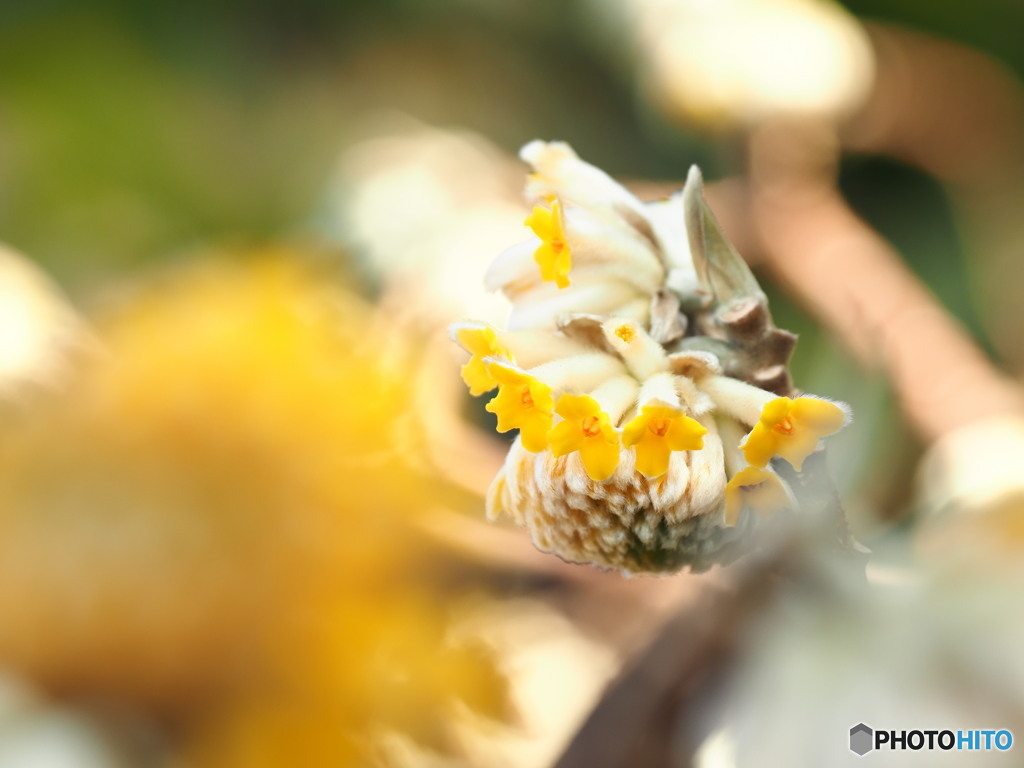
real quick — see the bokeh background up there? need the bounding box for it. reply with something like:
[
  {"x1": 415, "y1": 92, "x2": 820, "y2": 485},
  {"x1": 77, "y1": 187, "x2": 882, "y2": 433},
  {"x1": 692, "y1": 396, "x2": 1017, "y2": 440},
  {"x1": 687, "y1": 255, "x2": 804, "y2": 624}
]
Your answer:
[{"x1": 3, "y1": 1, "x2": 1024, "y2": 766}]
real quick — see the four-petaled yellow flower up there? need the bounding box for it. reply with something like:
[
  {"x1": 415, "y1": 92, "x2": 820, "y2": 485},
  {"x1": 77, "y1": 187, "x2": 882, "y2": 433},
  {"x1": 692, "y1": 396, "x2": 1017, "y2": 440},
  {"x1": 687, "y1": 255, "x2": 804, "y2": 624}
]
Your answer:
[
  {"x1": 724, "y1": 466, "x2": 790, "y2": 526},
  {"x1": 622, "y1": 403, "x2": 707, "y2": 478},
  {"x1": 454, "y1": 325, "x2": 513, "y2": 396},
  {"x1": 524, "y1": 199, "x2": 572, "y2": 289},
  {"x1": 741, "y1": 396, "x2": 847, "y2": 472},
  {"x1": 485, "y1": 361, "x2": 554, "y2": 452},
  {"x1": 549, "y1": 394, "x2": 621, "y2": 481}
]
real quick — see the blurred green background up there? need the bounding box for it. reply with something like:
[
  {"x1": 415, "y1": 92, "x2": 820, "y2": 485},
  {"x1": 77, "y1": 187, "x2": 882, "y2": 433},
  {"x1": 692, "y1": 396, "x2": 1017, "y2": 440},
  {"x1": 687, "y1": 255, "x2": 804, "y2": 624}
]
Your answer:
[{"x1": 2, "y1": 0, "x2": 1015, "y2": 293}]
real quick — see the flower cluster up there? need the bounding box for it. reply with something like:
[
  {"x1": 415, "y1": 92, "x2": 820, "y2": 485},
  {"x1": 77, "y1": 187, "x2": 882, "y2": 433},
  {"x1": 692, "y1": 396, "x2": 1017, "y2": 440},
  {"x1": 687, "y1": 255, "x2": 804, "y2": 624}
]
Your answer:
[{"x1": 451, "y1": 141, "x2": 850, "y2": 572}]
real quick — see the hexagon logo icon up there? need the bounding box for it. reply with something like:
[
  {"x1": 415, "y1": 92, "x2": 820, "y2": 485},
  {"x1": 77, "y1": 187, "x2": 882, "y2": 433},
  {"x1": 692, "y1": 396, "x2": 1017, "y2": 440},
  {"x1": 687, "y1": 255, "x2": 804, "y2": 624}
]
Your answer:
[{"x1": 850, "y1": 723, "x2": 874, "y2": 756}]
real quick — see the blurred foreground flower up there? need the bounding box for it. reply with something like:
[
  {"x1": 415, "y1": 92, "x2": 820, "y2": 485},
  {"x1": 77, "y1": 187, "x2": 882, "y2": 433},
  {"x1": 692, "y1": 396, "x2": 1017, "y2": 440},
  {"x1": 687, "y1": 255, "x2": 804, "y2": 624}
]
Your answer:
[
  {"x1": 719, "y1": 547, "x2": 1024, "y2": 768},
  {"x1": 330, "y1": 121, "x2": 525, "y2": 327},
  {"x1": 0, "y1": 257, "x2": 507, "y2": 766},
  {"x1": 612, "y1": 0, "x2": 874, "y2": 128},
  {"x1": 451, "y1": 142, "x2": 850, "y2": 573},
  {"x1": 0, "y1": 244, "x2": 86, "y2": 398}
]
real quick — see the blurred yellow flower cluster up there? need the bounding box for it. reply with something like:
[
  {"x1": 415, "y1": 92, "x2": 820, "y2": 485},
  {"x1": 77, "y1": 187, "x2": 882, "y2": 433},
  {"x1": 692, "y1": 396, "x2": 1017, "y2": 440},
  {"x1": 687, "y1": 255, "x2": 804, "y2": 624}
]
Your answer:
[{"x1": 0, "y1": 256, "x2": 506, "y2": 766}]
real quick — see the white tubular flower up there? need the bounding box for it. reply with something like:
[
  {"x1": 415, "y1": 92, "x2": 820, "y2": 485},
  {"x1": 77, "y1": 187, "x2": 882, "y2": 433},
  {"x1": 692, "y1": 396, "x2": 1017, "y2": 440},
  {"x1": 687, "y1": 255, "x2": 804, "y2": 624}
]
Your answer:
[
  {"x1": 608, "y1": 297, "x2": 653, "y2": 325},
  {"x1": 520, "y1": 140, "x2": 652, "y2": 228},
  {"x1": 674, "y1": 374, "x2": 717, "y2": 416},
  {"x1": 494, "y1": 257, "x2": 661, "y2": 304},
  {"x1": 698, "y1": 373, "x2": 778, "y2": 424},
  {"x1": 637, "y1": 370, "x2": 682, "y2": 409},
  {"x1": 487, "y1": 199, "x2": 665, "y2": 297},
  {"x1": 451, "y1": 138, "x2": 850, "y2": 573},
  {"x1": 497, "y1": 329, "x2": 591, "y2": 367},
  {"x1": 589, "y1": 374, "x2": 642, "y2": 424},
  {"x1": 681, "y1": 412, "x2": 728, "y2": 517},
  {"x1": 506, "y1": 280, "x2": 644, "y2": 331},
  {"x1": 527, "y1": 352, "x2": 629, "y2": 393},
  {"x1": 521, "y1": 142, "x2": 709, "y2": 300},
  {"x1": 601, "y1": 318, "x2": 668, "y2": 381}
]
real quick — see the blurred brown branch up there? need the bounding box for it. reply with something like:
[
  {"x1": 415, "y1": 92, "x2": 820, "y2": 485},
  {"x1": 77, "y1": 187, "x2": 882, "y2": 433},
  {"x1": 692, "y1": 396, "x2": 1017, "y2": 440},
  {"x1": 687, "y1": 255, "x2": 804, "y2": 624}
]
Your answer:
[{"x1": 746, "y1": 117, "x2": 1024, "y2": 442}]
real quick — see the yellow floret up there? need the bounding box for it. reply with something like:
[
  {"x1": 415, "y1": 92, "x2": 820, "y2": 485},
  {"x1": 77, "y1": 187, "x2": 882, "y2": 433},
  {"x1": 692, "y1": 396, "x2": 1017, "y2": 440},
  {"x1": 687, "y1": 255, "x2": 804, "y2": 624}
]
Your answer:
[
  {"x1": 724, "y1": 466, "x2": 791, "y2": 526},
  {"x1": 524, "y1": 199, "x2": 572, "y2": 289},
  {"x1": 484, "y1": 361, "x2": 554, "y2": 452},
  {"x1": 548, "y1": 393, "x2": 621, "y2": 481},
  {"x1": 453, "y1": 325, "x2": 513, "y2": 396},
  {"x1": 741, "y1": 396, "x2": 848, "y2": 472},
  {"x1": 622, "y1": 403, "x2": 706, "y2": 478},
  {"x1": 614, "y1": 323, "x2": 636, "y2": 344}
]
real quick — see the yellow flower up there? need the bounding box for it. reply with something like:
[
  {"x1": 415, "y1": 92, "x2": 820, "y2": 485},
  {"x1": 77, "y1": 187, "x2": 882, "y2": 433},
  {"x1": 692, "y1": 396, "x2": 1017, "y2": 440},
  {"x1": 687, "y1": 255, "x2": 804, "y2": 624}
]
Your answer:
[
  {"x1": 741, "y1": 396, "x2": 848, "y2": 471},
  {"x1": 724, "y1": 466, "x2": 791, "y2": 526},
  {"x1": 524, "y1": 199, "x2": 572, "y2": 289},
  {"x1": 0, "y1": 257, "x2": 510, "y2": 761},
  {"x1": 622, "y1": 403, "x2": 707, "y2": 478},
  {"x1": 548, "y1": 393, "x2": 621, "y2": 481},
  {"x1": 485, "y1": 361, "x2": 554, "y2": 452},
  {"x1": 451, "y1": 324, "x2": 513, "y2": 396}
]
